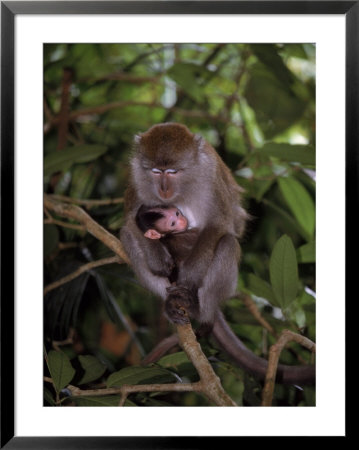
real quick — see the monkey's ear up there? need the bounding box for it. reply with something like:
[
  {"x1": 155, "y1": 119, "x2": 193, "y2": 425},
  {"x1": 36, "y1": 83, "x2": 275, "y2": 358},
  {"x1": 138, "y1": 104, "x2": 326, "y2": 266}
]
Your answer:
[
  {"x1": 194, "y1": 133, "x2": 205, "y2": 150},
  {"x1": 144, "y1": 229, "x2": 162, "y2": 240},
  {"x1": 134, "y1": 133, "x2": 142, "y2": 145}
]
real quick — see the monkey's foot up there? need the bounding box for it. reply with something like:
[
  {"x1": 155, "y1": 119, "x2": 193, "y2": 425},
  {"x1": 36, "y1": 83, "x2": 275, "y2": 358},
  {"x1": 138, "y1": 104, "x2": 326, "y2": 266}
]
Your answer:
[{"x1": 165, "y1": 286, "x2": 198, "y2": 324}]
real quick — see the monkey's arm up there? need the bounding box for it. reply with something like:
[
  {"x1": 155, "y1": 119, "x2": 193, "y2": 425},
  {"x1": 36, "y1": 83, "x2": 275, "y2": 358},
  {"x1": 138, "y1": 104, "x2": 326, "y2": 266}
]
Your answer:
[
  {"x1": 176, "y1": 227, "x2": 228, "y2": 289},
  {"x1": 120, "y1": 224, "x2": 172, "y2": 299}
]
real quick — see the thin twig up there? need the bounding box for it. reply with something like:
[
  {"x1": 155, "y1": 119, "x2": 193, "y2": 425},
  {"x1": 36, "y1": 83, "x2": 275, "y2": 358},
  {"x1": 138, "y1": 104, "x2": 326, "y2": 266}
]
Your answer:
[
  {"x1": 44, "y1": 101, "x2": 231, "y2": 133},
  {"x1": 44, "y1": 217, "x2": 85, "y2": 231},
  {"x1": 44, "y1": 256, "x2": 123, "y2": 296},
  {"x1": 65, "y1": 381, "x2": 201, "y2": 406},
  {"x1": 238, "y1": 293, "x2": 277, "y2": 336},
  {"x1": 57, "y1": 68, "x2": 73, "y2": 150},
  {"x1": 261, "y1": 329, "x2": 316, "y2": 406},
  {"x1": 49, "y1": 194, "x2": 123, "y2": 209},
  {"x1": 52, "y1": 328, "x2": 76, "y2": 351}
]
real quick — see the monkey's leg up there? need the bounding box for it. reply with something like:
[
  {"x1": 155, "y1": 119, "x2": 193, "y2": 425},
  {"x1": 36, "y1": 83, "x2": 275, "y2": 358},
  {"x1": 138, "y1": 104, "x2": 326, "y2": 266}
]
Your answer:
[{"x1": 197, "y1": 234, "x2": 240, "y2": 326}]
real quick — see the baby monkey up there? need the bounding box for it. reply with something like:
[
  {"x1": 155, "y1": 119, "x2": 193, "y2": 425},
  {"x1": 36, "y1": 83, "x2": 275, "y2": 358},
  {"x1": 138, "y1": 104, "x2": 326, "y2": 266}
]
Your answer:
[
  {"x1": 135, "y1": 204, "x2": 189, "y2": 240},
  {"x1": 136, "y1": 204, "x2": 201, "y2": 325}
]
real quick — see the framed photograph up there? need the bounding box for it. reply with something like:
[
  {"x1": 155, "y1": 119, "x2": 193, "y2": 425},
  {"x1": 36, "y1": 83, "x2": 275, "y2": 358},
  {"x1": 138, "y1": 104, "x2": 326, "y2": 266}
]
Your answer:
[{"x1": 1, "y1": 1, "x2": 353, "y2": 447}]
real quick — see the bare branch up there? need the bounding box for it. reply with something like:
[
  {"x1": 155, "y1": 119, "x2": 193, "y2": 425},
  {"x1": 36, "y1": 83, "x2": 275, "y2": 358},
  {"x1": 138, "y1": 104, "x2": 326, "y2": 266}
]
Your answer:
[
  {"x1": 57, "y1": 68, "x2": 73, "y2": 150},
  {"x1": 237, "y1": 293, "x2": 277, "y2": 336},
  {"x1": 176, "y1": 322, "x2": 237, "y2": 406},
  {"x1": 44, "y1": 256, "x2": 123, "y2": 296},
  {"x1": 49, "y1": 194, "x2": 124, "y2": 209},
  {"x1": 44, "y1": 194, "x2": 130, "y2": 265},
  {"x1": 44, "y1": 217, "x2": 86, "y2": 231},
  {"x1": 261, "y1": 329, "x2": 316, "y2": 406},
  {"x1": 44, "y1": 101, "x2": 230, "y2": 133}
]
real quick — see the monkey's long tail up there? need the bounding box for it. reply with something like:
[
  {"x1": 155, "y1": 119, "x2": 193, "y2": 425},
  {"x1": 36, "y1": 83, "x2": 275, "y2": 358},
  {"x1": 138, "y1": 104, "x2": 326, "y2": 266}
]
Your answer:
[{"x1": 212, "y1": 311, "x2": 315, "y2": 385}]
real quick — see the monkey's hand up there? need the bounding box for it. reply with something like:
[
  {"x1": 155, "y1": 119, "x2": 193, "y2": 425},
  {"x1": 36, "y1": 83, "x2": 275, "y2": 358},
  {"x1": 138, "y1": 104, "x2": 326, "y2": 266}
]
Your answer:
[
  {"x1": 145, "y1": 241, "x2": 175, "y2": 278},
  {"x1": 165, "y1": 286, "x2": 198, "y2": 324}
]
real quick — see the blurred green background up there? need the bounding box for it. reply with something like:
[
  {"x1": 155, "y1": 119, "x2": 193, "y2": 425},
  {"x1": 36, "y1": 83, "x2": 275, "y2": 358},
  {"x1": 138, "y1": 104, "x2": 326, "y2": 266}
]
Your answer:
[{"x1": 44, "y1": 43, "x2": 315, "y2": 407}]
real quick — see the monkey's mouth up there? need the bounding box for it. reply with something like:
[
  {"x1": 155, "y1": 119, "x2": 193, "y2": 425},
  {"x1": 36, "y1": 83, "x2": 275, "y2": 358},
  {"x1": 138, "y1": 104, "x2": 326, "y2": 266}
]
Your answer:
[{"x1": 159, "y1": 190, "x2": 174, "y2": 200}]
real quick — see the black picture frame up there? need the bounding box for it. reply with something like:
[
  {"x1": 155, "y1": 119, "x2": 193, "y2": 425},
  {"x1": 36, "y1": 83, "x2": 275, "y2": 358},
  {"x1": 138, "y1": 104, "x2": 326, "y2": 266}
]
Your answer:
[{"x1": 1, "y1": 1, "x2": 354, "y2": 447}]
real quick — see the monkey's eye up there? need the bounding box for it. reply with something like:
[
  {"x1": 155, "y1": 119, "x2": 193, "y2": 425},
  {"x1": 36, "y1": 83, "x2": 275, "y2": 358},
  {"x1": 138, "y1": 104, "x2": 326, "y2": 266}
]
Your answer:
[
  {"x1": 165, "y1": 169, "x2": 178, "y2": 174},
  {"x1": 151, "y1": 168, "x2": 162, "y2": 174}
]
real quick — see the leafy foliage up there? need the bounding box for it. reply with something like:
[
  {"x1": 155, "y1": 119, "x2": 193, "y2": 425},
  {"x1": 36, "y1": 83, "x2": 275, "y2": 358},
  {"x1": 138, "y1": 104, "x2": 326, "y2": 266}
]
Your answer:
[{"x1": 43, "y1": 43, "x2": 315, "y2": 407}]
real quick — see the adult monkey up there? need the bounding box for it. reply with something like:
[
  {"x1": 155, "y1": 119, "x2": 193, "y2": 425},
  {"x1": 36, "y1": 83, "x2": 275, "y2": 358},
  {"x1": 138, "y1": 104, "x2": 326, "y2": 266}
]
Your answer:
[{"x1": 121, "y1": 123, "x2": 315, "y2": 385}]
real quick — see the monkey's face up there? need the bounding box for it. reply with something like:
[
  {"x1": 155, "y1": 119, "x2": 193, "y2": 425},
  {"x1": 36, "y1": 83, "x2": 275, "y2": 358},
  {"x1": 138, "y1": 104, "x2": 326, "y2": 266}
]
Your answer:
[
  {"x1": 154, "y1": 207, "x2": 188, "y2": 234},
  {"x1": 131, "y1": 123, "x2": 204, "y2": 204}
]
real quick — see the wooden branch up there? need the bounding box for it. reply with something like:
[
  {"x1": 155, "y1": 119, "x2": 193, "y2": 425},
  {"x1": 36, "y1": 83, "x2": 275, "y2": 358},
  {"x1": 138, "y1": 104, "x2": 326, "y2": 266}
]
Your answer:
[
  {"x1": 44, "y1": 217, "x2": 86, "y2": 231},
  {"x1": 44, "y1": 194, "x2": 130, "y2": 265},
  {"x1": 79, "y1": 73, "x2": 162, "y2": 84},
  {"x1": 176, "y1": 322, "x2": 237, "y2": 406},
  {"x1": 66, "y1": 382, "x2": 201, "y2": 407},
  {"x1": 44, "y1": 101, "x2": 230, "y2": 133},
  {"x1": 49, "y1": 194, "x2": 124, "y2": 209},
  {"x1": 261, "y1": 329, "x2": 316, "y2": 406},
  {"x1": 44, "y1": 256, "x2": 123, "y2": 296},
  {"x1": 57, "y1": 68, "x2": 73, "y2": 150},
  {"x1": 238, "y1": 293, "x2": 277, "y2": 336}
]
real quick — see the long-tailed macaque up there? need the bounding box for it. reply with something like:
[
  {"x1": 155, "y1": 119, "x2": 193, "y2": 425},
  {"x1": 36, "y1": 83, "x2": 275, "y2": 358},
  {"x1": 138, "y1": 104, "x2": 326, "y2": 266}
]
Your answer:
[{"x1": 121, "y1": 123, "x2": 315, "y2": 385}]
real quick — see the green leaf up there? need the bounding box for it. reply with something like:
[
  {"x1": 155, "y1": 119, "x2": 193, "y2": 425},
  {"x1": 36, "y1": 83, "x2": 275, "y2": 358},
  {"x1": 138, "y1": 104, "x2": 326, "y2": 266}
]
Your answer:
[
  {"x1": 69, "y1": 165, "x2": 97, "y2": 199},
  {"x1": 157, "y1": 351, "x2": 190, "y2": 369},
  {"x1": 78, "y1": 355, "x2": 106, "y2": 385},
  {"x1": 245, "y1": 63, "x2": 307, "y2": 138},
  {"x1": 44, "y1": 144, "x2": 108, "y2": 177},
  {"x1": 278, "y1": 177, "x2": 315, "y2": 239},
  {"x1": 297, "y1": 241, "x2": 316, "y2": 263},
  {"x1": 248, "y1": 274, "x2": 279, "y2": 307},
  {"x1": 261, "y1": 198, "x2": 310, "y2": 241},
  {"x1": 106, "y1": 366, "x2": 177, "y2": 388},
  {"x1": 47, "y1": 350, "x2": 75, "y2": 393},
  {"x1": 269, "y1": 235, "x2": 299, "y2": 309},
  {"x1": 167, "y1": 63, "x2": 207, "y2": 103},
  {"x1": 44, "y1": 386, "x2": 56, "y2": 406},
  {"x1": 44, "y1": 224, "x2": 59, "y2": 257},
  {"x1": 258, "y1": 143, "x2": 315, "y2": 167}
]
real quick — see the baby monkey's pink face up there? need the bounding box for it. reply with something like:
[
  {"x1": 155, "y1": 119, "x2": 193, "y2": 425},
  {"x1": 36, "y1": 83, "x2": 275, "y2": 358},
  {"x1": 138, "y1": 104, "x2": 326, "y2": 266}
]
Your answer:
[{"x1": 155, "y1": 207, "x2": 188, "y2": 234}]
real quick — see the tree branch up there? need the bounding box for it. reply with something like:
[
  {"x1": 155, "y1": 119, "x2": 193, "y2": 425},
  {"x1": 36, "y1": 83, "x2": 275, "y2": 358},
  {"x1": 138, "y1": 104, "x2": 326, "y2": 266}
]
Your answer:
[
  {"x1": 44, "y1": 101, "x2": 230, "y2": 133},
  {"x1": 49, "y1": 194, "x2": 124, "y2": 209},
  {"x1": 44, "y1": 256, "x2": 123, "y2": 296},
  {"x1": 238, "y1": 293, "x2": 277, "y2": 336},
  {"x1": 44, "y1": 194, "x2": 130, "y2": 265},
  {"x1": 57, "y1": 68, "x2": 73, "y2": 150},
  {"x1": 261, "y1": 329, "x2": 316, "y2": 406}
]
